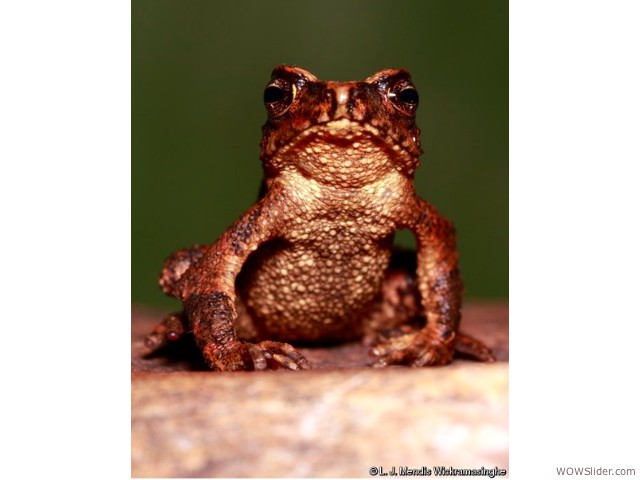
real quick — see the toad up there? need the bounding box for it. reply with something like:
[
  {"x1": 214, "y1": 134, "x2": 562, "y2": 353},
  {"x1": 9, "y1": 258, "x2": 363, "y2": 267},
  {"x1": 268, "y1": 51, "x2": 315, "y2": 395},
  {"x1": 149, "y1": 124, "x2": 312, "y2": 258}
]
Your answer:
[{"x1": 144, "y1": 66, "x2": 495, "y2": 371}]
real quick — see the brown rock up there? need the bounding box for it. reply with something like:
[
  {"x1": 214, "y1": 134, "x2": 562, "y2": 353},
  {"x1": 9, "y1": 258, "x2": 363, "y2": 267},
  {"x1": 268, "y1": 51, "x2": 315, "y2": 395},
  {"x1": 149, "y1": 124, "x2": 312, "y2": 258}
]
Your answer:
[{"x1": 131, "y1": 302, "x2": 508, "y2": 477}]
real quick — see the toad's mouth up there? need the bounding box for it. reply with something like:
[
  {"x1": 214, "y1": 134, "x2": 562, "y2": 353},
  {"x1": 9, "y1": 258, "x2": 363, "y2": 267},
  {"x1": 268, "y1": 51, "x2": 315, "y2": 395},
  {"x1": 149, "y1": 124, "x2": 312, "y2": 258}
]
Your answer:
[
  {"x1": 262, "y1": 118, "x2": 421, "y2": 186},
  {"x1": 298, "y1": 119, "x2": 383, "y2": 144},
  {"x1": 279, "y1": 119, "x2": 413, "y2": 162}
]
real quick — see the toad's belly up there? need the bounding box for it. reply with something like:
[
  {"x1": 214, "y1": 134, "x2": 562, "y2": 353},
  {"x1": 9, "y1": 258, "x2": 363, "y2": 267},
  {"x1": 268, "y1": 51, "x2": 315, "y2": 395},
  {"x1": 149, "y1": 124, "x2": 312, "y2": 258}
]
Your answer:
[{"x1": 236, "y1": 237, "x2": 393, "y2": 342}]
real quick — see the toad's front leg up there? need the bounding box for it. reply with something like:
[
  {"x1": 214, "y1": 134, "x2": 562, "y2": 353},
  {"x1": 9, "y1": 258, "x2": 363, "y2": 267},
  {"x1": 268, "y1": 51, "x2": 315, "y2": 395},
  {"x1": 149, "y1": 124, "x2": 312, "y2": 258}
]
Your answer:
[
  {"x1": 184, "y1": 292, "x2": 310, "y2": 371},
  {"x1": 177, "y1": 189, "x2": 311, "y2": 372},
  {"x1": 371, "y1": 198, "x2": 493, "y2": 367}
]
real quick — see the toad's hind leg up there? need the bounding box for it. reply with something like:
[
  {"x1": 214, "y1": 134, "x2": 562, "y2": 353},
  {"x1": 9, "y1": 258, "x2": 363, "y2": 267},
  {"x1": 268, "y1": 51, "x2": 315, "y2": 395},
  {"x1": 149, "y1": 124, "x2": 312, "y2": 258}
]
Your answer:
[
  {"x1": 143, "y1": 245, "x2": 206, "y2": 355},
  {"x1": 362, "y1": 250, "x2": 422, "y2": 341},
  {"x1": 158, "y1": 245, "x2": 208, "y2": 298},
  {"x1": 143, "y1": 311, "x2": 188, "y2": 354},
  {"x1": 454, "y1": 331, "x2": 496, "y2": 362},
  {"x1": 364, "y1": 249, "x2": 495, "y2": 363},
  {"x1": 144, "y1": 244, "x2": 259, "y2": 355},
  {"x1": 142, "y1": 302, "x2": 259, "y2": 356}
]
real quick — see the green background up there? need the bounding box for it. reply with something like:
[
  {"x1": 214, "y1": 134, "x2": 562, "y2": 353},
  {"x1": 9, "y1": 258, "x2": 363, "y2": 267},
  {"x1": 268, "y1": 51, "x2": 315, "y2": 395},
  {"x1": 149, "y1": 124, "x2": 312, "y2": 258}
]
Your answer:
[{"x1": 132, "y1": 0, "x2": 508, "y2": 309}]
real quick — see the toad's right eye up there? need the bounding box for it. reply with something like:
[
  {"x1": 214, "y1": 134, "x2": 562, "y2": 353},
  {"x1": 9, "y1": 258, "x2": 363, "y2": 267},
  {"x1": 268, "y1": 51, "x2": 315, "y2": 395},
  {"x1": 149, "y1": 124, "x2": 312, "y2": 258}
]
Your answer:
[
  {"x1": 264, "y1": 85, "x2": 285, "y2": 104},
  {"x1": 263, "y1": 81, "x2": 295, "y2": 117}
]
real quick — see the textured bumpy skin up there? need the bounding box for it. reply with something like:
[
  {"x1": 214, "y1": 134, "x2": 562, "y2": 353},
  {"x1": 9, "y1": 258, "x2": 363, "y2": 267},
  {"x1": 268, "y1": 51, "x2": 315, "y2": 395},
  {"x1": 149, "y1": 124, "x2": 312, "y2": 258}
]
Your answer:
[{"x1": 145, "y1": 65, "x2": 495, "y2": 371}]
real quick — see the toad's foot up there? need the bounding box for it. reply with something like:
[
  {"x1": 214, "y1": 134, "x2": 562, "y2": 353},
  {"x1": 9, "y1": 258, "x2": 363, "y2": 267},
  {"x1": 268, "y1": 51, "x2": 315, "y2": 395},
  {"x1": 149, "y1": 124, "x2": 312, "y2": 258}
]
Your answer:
[
  {"x1": 370, "y1": 328, "x2": 454, "y2": 367},
  {"x1": 369, "y1": 327, "x2": 495, "y2": 367},
  {"x1": 454, "y1": 331, "x2": 496, "y2": 362},
  {"x1": 202, "y1": 340, "x2": 312, "y2": 371},
  {"x1": 142, "y1": 312, "x2": 188, "y2": 355}
]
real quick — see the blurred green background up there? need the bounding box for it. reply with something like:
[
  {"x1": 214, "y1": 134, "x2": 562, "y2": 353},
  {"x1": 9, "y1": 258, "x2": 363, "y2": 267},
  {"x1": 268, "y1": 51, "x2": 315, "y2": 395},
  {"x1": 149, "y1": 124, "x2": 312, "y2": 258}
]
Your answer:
[{"x1": 132, "y1": 0, "x2": 508, "y2": 309}]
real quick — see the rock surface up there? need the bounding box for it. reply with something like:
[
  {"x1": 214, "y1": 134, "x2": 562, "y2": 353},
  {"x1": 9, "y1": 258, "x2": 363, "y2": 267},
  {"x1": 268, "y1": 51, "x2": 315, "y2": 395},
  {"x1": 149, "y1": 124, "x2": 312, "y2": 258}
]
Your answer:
[{"x1": 132, "y1": 302, "x2": 509, "y2": 477}]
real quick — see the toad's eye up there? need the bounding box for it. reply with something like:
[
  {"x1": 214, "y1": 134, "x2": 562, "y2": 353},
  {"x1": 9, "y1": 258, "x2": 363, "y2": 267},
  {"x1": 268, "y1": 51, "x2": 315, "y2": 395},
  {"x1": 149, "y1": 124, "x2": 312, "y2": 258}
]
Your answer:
[
  {"x1": 396, "y1": 87, "x2": 419, "y2": 105},
  {"x1": 264, "y1": 85, "x2": 285, "y2": 104},
  {"x1": 263, "y1": 81, "x2": 295, "y2": 117},
  {"x1": 388, "y1": 84, "x2": 419, "y2": 116}
]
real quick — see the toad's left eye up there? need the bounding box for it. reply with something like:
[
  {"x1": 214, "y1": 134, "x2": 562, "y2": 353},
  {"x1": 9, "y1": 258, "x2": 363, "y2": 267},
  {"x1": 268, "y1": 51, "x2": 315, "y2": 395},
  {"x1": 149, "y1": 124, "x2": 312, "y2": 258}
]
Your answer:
[{"x1": 389, "y1": 84, "x2": 419, "y2": 116}]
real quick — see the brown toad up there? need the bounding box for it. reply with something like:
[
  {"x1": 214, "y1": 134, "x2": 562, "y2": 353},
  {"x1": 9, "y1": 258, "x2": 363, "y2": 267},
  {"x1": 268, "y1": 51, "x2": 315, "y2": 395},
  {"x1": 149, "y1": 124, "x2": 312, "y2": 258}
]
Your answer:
[{"x1": 144, "y1": 65, "x2": 495, "y2": 371}]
